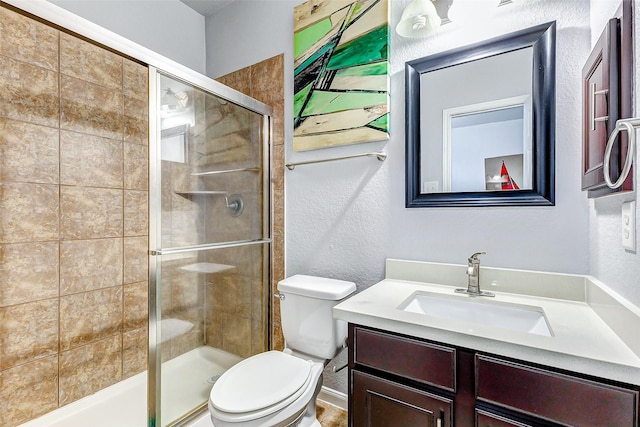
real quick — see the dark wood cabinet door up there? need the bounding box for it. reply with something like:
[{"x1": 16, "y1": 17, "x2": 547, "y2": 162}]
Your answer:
[
  {"x1": 581, "y1": 0, "x2": 633, "y2": 196},
  {"x1": 581, "y1": 18, "x2": 619, "y2": 194},
  {"x1": 352, "y1": 370, "x2": 453, "y2": 427}
]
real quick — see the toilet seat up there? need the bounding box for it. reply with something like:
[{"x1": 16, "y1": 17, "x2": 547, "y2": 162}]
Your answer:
[{"x1": 209, "y1": 351, "x2": 313, "y2": 422}]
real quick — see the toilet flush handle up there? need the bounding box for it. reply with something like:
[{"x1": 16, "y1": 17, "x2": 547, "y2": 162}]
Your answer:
[
  {"x1": 274, "y1": 293, "x2": 285, "y2": 301},
  {"x1": 332, "y1": 362, "x2": 348, "y2": 373}
]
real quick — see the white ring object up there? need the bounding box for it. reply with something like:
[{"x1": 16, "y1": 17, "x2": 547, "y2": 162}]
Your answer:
[{"x1": 603, "y1": 119, "x2": 636, "y2": 189}]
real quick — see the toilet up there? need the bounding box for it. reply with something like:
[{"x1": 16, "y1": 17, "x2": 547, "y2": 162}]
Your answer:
[{"x1": 208, "y1": 275, "x2": 356, "y2": 427}]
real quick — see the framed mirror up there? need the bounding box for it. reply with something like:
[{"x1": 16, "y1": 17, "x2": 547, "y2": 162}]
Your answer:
[{"x1": 405, "y1": 22, "x2": 556, "y2": 207}]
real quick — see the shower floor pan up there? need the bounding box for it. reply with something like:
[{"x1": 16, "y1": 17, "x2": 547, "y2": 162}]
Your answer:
[{"x1": 17, "y1": 346, "x2": 242, "y2": 427}]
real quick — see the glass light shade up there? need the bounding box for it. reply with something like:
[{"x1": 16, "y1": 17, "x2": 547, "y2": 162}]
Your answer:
[
  {"x1": 447, "y1": 0, "x2": 501, "y2": 25},
  {"x1": 396, "y1": 0, "x2": 442, "y2": 38}
]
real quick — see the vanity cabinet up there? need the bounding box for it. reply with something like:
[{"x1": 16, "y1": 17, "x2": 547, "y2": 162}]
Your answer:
[{"x1": 348, "y1": 324, "x2": 640, "y2": 427}]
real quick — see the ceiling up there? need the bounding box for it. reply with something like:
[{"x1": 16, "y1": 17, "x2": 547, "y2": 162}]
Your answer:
[{"x1": 180, "y1": 0, "x2": 237, "y2": 17}]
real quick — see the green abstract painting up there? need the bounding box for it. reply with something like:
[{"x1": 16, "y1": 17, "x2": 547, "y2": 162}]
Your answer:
[{"x1": 294, "y1": 0, "x2": 389, "y2": 151}]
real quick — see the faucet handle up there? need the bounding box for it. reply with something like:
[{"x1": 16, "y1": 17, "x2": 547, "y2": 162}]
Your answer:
[{"x1": 468, "y1": 252, "x2": 486, "y2": 262}]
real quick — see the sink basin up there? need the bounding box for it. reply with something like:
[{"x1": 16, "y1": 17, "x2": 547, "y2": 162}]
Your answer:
[{"x1": 399, "y1": 292, "x2": 553, "y2": 336}]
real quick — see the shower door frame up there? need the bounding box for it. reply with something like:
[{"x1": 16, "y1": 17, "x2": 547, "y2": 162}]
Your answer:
[{"x1": 148, "y1": 66, "x2": 273, "y2": 427}]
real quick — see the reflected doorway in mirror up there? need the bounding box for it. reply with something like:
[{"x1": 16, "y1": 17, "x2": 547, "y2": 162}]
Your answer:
[{"x1": 442, "y1": 96, "x2": 532, "y2": 193}]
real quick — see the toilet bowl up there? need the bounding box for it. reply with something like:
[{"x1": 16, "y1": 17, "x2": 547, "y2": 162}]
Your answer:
[
  {"x1": 209, "y1": 351, "x2": 323, "y2": 427},
  {"x1": 208, "y1": 275, "x2": 356, "y2": 427}
]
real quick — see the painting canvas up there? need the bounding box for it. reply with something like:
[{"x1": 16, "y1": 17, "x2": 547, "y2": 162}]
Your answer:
[{"x1": 293, "y1": 0, "x2": 390, "y2": 151}]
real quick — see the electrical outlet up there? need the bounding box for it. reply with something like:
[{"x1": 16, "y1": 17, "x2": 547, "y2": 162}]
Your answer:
[{"x1": 622, "y1": 201, "x2": 636, "y2": 252}]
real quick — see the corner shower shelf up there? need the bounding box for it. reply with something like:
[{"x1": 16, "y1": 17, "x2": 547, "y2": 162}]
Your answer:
[
  {"x1": 174, "y1": 191, "x2": 245, "y2": 216},
  {"x1": 191, "y1": 167, "x2": 260, "y2": 176},
  {"x1": 175, "y1": 190, "x2": 228, "y2": 196},
  {"x1": 179, "y1": 262, "x2": 236, "y2": 274}
]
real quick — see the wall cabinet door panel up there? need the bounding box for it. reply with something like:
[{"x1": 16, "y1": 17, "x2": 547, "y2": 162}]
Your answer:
[
  {"x1": 581, "y1": 0, "x2": 633, "y2": 196},
  {"x1": 581, "y1": 18, "x2": 619, "y2": 195}
]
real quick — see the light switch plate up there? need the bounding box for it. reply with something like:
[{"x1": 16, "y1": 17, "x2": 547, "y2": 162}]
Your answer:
[
  {"x1": 622, "y1": 201, "x2": 636, "y2": 252},
  {"x1": 422, "y1": 181, "x2": 439, "y2": 193}
]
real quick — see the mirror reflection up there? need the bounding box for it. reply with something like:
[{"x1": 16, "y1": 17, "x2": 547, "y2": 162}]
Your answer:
[{"x1": 421, "y1": 47, "x2": 532, "y2": 193}]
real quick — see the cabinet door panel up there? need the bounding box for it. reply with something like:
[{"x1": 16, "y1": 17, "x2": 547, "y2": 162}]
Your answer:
[
  {"x1": 476, "y1": 410, "x2": 533, "y2": 427},
  {"x1": 352, "y1": 370, "x2": 453, "y2": 427},
  {"x1": 354, "y1": 326, "x2": 456, "y2": 391},
  {"x1": 581, "y1": 17, "x2": 618, "y2": 192},
  {"x1": 476, "y1": 355, "x2": 639, "y2": 427}
]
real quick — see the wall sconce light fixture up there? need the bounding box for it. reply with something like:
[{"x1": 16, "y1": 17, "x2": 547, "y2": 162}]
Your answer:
[{"x1": 396, "y1": 0, "x2": 442, "y2": 38}]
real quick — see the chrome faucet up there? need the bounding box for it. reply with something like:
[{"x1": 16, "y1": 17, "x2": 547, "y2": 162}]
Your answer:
[{"x1": 455, "y1": 252, "x2": 494, "y2": 297}]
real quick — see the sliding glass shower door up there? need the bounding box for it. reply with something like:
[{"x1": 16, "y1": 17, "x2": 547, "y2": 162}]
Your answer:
[{"x1": 148, "y1": 69, "x2": 272, "y2": 426}]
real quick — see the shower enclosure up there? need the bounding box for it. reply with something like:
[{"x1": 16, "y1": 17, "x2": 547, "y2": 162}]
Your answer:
[
  {"x1": 148, "y1": 69, "x2": 272, "y2": 426},
  {"x1": 0, "y1": 3, "x2": 273, "y2": 426}
]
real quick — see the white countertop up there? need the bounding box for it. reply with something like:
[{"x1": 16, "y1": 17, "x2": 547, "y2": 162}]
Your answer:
[{"x1": 333, "y1": 259, "x2": 640, "y2": 385}]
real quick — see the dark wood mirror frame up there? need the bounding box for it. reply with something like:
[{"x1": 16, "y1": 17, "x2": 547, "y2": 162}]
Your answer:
[{"x1": 405, "y1": 22, "x2": 556, "y2": 208}]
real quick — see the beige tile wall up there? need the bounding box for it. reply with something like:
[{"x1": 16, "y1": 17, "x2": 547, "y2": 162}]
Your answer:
[
  {"x1": 203, "y1": 245, "x2": 269, "y2": 358},
  {"x1": 216, "y1": 54, "x2": 286, "y2": 351},
  {"x1": 0, "y1": 6, "x2": 149, "y2": 427}
]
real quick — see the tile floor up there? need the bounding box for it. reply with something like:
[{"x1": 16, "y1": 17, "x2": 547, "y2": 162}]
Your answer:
[
  {"x1": 317, "y1": 400, "x2": 348, "y2": 427},
  {"x1": 187, "y1": 400, "x2": 347, "y2": 427}
]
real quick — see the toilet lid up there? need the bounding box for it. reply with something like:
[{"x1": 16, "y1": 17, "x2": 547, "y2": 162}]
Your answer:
[{"x1": 210, "y1": 351, "x2": 312, "y2": 414}]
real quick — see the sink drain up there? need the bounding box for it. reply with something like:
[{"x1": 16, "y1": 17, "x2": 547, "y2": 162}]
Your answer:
[{"x1": 207, "y1": 375, "x2": 221, "y2": 385}]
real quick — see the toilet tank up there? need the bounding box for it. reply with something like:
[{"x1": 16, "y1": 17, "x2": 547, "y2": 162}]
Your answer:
[{"x1": 277, "y1": 275, "x2": 356, "y2": 360}]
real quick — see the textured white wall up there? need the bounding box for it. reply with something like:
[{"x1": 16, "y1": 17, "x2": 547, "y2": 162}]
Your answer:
[
  {"x1": 204, "y1": 0, "x2": 597, "y2": 395},
  {"x1": 588, "y1": 0, "x2": 640, "y2": 307},
  {"x1": 48, "y1": 0, "x2": 207, "y2": 73},
  {"x1": 384, "y1": 0, "x2": 591, "y2": 280},
  {"x1": 207, "y1": 0, "x2": 593, "y2": 289},
  {"x1": 591, "y1": 0, "x2": 624, "y2": 46}
]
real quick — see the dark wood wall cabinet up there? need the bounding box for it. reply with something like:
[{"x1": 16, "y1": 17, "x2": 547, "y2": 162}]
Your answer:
[
  {"x1": 581, "y1": 0, "x2": 633, "y2": 197},
  {"x1": 348, "y1": 324, "x2": 640, "y2": 427}
]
